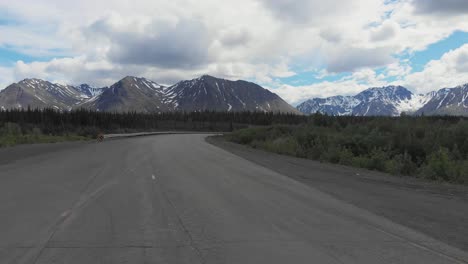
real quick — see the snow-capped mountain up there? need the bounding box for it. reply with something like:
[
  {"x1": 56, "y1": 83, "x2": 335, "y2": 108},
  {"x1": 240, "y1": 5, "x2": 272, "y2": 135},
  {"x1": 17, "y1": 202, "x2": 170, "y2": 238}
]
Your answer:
[
  {"x1": 0, "y1": 79, "x2": 87, "y2": 111},
  {"x1": 352, "y1": 86, "x2": 413, "y2": 116},
  {"x1": 296, "y1": 96, "x2": 360, "y2": 116},
  {"x1": 81, "y1": 76, "x2": 173, "y2": 113},
  {"x1": 297, "y1": 86, "x2": 417, "y2": 116},
  {"x1": 165, "y1": 75, "x2": 300, "y2": 113},
  {"x1": 0, "y1": 79, "x2": 110, "y2": 111},
  {"x1": 297, "y1": 85, "x2": 468, "y2": 116},
  {"x1": 1, "y1": 75, "x2": 299, "y2": 113},
  {"x1": 415, "y1": 84, "x2": 468, "y2": 116},
  {"x1": 3, "y1": 76, "x2": 466, "y2": 116},
  {"x1": 55, "y1": 75, "x2": 298, "y2": 113},
  {"x1": 73, "y1": 84, "x2": 107, "y2": 99}
]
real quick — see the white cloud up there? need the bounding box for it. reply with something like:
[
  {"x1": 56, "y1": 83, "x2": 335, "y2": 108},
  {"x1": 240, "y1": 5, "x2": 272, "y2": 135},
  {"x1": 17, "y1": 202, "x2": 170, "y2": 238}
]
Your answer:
[
  {"x1": 326, "y1": 47, "x2": 396, "y2": 73},
  {"x1": 387, "y1": 63, "x2": 406, "y2": 77},
  {"x1": 270, "y1": 68, "x2": 386, "y2": 105},
  {"x1": 404, "y1": 44, "x2": 468, "y2": 94},
  {"x1": 412, "y1": 0, "x2": 468, "y2": 15},
  {"x1": 87, "y1": 15, "x2": 216, "y2": 69},
  {"x1": 370, "y1": 21, "x2": 398, "y2": 42},
  {"x1": 258, "y1": 0, "x2": 384, "y2": 25},
  {"x1": 272, "y1": 81, "x2": 368, "y2": 106},
  {"x1": 0, "y1": 0, "x2": 468, "y2": 103},
  {"x1": 0, "y1": 25, "x2": 70, "y2": 58},
  {"x1": 387, "y1": 1, "x2": 468, "y2": 52},
  {"x1": 0, "y1": 66, "x2": 13, "y2": 90},
  {"x1": 271, "y1": 43, "x2": 468, "y2": 104}
]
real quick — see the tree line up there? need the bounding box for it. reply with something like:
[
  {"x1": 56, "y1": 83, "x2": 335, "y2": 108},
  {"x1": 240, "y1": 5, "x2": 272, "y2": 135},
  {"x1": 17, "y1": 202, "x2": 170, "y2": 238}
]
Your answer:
[
  {"x1": 0, "y1": 108, "x2": 307, "y2": 137},
  {"x1": 3, "y1": 107, "x2": 468, "y2": 184}
]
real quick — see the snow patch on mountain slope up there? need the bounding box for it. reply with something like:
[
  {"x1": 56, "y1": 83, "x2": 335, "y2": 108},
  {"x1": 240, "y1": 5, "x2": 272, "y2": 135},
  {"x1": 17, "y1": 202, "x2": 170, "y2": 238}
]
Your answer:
[{"x1": 395, "y1": 93, "x2": 434, "y2": 114}]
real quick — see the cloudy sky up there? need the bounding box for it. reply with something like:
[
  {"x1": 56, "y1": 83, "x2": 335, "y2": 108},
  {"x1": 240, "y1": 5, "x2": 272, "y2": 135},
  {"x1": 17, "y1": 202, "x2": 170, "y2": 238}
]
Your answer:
[{"x1": 0, "y1": 0, "x2": 468, "y2": 105}]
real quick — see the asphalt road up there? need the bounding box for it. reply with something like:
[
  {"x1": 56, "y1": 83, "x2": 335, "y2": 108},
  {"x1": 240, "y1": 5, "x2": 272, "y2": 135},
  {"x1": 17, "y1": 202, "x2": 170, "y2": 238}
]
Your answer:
[
  {"x1": 0, "y1": 134, "x2": 467, "y2": 264},
  {"x1": 208, "y1": 136, "x2": 468, "y2": 252}
]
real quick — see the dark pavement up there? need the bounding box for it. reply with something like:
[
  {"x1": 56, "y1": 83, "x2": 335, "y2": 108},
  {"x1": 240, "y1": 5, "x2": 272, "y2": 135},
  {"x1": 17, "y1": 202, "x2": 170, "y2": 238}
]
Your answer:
[{"x1": 0, "y1": 134, "x2": 467, "y2": 263}]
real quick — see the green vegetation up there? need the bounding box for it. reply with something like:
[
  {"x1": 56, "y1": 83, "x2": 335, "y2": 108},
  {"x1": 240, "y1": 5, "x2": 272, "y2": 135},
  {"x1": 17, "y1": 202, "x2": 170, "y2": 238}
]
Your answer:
[
  {"x1": 3, "y1": 108, "x2": 468, "y2": 184},
  {"x1": 0, "y1": 108, "x2": 305, "y2": 147},
  {"x1": 0, "y1": 122, "x2": 90, "y2": 147},
  {"x1": 226, "y1": 115, "x2": 468, "y2": 184}
]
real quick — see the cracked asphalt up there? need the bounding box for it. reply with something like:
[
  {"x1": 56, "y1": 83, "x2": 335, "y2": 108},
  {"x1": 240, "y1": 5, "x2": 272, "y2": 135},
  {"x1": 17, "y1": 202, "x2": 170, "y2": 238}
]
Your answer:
[{"x1": 0, "y1": 134, "x2": 467, "y2": 263}]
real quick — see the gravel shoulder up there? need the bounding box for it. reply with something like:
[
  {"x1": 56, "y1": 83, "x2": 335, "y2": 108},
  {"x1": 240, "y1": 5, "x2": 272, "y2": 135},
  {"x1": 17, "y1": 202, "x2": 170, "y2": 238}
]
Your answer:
[{"x1": 207, "y1": 136, "x2": 468, "y2": 252}]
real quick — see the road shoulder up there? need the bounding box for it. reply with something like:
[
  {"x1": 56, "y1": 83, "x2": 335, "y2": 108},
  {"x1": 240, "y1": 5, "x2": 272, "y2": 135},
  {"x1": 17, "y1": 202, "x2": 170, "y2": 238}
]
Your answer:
[{"x1": 206, "y1": 136, "x2": 468, "y2": 252}]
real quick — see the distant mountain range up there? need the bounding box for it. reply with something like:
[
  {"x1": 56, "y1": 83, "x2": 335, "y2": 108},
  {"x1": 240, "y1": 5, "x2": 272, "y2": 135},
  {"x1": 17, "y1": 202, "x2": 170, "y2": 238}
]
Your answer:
[
  {"x1": 0, "y1": 75, "x2": 299, "y2": 114},
  {"x1": 1, "y1": 76, "x2": 467, "y2": 116},
  {"x1": 297, "y1": 84, "x2": 468, "y2": 116}
]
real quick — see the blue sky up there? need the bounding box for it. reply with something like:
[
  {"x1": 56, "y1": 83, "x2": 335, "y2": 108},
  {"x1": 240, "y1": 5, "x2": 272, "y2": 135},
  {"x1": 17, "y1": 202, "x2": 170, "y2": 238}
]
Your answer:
[
  {"x1": 0, "y1": 46, "x2": 66, "y2": 66},
  {"x1": 276, "y1": 31, "x2": 468, "y2": 88},
  {"x1": 1, "y1": 0, "x2": 468, "y2": 104},
  {"x1": 407, "y1": 31, "x2": 468, "y2": 72},
  {"x1": 0, "y1": 46, "x2": 44, "y2": 66}
]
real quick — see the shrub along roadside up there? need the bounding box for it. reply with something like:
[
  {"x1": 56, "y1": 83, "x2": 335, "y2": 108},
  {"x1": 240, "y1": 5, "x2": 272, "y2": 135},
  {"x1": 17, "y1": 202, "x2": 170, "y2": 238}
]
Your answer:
[
  {"x1": 0, "y1": 122, "x2": 90, "y2": 147},
  {"x1": 226, "y1": 118, "x2": 468, "y2": 185}
]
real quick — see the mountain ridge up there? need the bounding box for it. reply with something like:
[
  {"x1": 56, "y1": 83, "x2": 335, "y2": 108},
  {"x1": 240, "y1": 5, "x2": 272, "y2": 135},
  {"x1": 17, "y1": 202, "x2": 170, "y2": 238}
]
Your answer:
[
  {"x1": 297, "y1": 84, "x2": 468, "y2": 116},
  {"x1": 0, "y1": 75, "x2": 300, "y2": 114},
  {"x1": 0, "y1": 78, "x2": 93, "y2": 111},
  {"x1": 2, "y1": 76, "x2": 467, "y2": 116},
  {"x1": 165, "y1": 75, "x2": 299, "y2": 113}
]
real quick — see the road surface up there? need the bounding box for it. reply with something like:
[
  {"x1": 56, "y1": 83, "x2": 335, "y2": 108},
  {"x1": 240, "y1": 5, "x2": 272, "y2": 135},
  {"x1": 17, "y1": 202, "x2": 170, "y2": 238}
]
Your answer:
[
  {"x1": 208, "y1": 136, "x2": 468, "y2": 252},
  {"x1": 0, "y1": 134, "x2": 467, "y2": 263}
]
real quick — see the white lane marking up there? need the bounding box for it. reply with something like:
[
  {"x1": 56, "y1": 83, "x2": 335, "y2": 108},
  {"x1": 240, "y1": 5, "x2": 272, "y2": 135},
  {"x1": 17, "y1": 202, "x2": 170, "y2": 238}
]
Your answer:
[
  {"x1": 152, "y1": 175, "x2": 156, "y2": 180},
  {"x1": 60, "y1": 210, "x2": 71, "y2": 218}
]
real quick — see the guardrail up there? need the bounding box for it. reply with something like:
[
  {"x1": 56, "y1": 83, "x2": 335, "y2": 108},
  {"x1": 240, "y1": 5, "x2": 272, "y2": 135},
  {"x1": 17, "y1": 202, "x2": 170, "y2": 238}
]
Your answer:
[{"x1": 103, "y1": 131, "x2": 223, "y2": 140}]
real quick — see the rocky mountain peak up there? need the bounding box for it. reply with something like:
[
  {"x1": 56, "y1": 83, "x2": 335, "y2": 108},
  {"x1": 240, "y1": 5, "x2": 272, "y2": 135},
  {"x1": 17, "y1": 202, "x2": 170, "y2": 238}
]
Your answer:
[
  {"x1": 298, "y1": 84, "x2": 468, "y2": 116},
  {"x1": 1, "y1": 75, "x2": 300, "y2": 114}
]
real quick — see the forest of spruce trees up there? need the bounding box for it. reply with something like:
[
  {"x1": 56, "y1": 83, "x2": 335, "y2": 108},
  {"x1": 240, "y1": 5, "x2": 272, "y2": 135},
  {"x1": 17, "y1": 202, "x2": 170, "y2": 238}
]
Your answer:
[{"x1": 0, "y1": 108, "x2": 304, "y2": 146}]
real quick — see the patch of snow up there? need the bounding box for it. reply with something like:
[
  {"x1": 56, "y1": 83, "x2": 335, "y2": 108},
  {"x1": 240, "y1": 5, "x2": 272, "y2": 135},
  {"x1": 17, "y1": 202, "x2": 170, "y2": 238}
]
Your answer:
[
  {"x1": 234, "y1": 94, "x2": 246, "y2": 107},
  {"x1": 364, "y1": 106, "x2": 370, "y2": 116},
  {"x1": 437, "y1": 92, "x2": 450, "y2": 109},
  {"x1": 84, "y1": 95, "x2": 100, "y2": 104},
  {"x1": 34, "y1": 95, "x2": 47, "y2": 103},
  {"x1": 396, "y1": 93, "x2": 433, "y2": 114},
  {"x1": 143, "y1": 81, "x2": 152, "y2": 89},
  {"x1": 462, "y1": 92, "x2": 468, "y2": 104}
]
